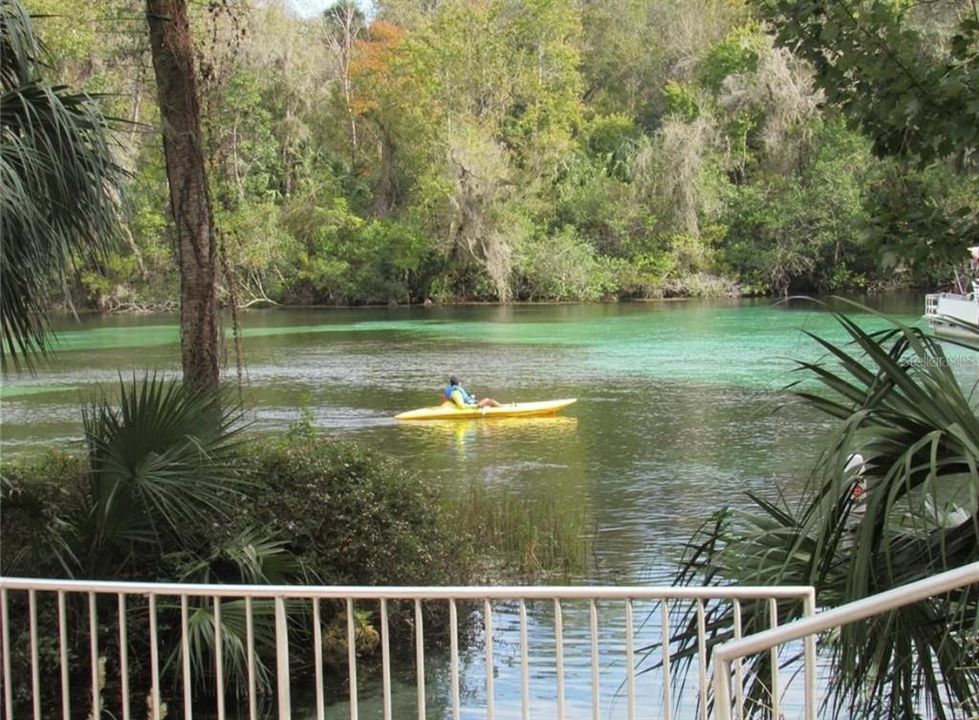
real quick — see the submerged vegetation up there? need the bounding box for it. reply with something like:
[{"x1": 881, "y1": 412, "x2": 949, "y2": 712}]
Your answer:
[{"x1": 15, "y1": 0, "x2": 979, "y2": 310}]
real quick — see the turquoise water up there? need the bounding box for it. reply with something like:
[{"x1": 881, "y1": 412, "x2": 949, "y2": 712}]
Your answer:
[
  {"x1": 0, "y1": 297, "x2": 936, "y2": 577},
  {"x1": 3, "y1": 296, "x2": 957, "y2": 718}
]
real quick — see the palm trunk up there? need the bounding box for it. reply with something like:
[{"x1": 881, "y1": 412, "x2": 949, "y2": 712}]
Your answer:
[{"x1": 145, "y1": 0, "x2": 219, "y2": 389}]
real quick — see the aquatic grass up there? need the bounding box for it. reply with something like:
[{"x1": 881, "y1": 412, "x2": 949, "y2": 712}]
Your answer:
[{"x1": 449, "y1": 481, "x2": 591, "y2": 578}]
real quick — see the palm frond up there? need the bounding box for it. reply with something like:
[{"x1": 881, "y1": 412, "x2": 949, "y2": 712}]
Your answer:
[
  {"x1": 161, "y1": 597, "x2": 277, "y2": 698},
  {"x1": 173, "y1": 527, "x2": 301, "y2": 586},
  {"x1": 670, "y1": 306, "x2": 979, "y2": 719},
  {"x1": 0, "y1": 2, "x2": 123, "y2": 371}
]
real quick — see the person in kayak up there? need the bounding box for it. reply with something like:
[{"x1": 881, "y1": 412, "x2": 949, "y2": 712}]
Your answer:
[{"x1": 444, "y1": 375, "x2": 501, "y2": 409}]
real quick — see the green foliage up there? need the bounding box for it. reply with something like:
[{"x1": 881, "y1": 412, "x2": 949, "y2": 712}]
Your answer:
[
  {"x1": 321, "y1": 607, "x2": 381, "y2": 669},
  {"x1": 238, "y1": 435, "x2": 471, "y2": 586},
  {"x1": 759, "y1": 0, "x2": 979, "y2": 163},
  {"x1": 700, "y1": 22, "x2": 764, "y2": 90},
  {"x1": 80, "y1": 375, "x2": 247, "y2": 577},
  {"x1": 1, "y1": 402, "x2": 479, "y2": 711},
  {"x1": 452, "y1": 480, "x2": 590, "y2": 577},
  {"x1": 550, "y1": 152, "x2": 649, "y2": 258},
  {"x1": 211, "y1": 70, "x2": 284, "y2": 199},
  {"x1": 722, "y1": 119, "x2": 874, "y2": 293},
  {"x1": 577, "y1": 0, "x2": 658, "y2": 116},
  {"x1": 672, "y1": 308, "x2": 979, "y2": 718},
  {"x1": 1, "y1": 451, "x2": 84, "y2": 577},
  {"x1": 864, "y1": 159, "x2": 979, "y2": 286},
  {"x1": 288, "y1": 197, "x2": 433, "y2": 303},
  {"x1": 20, "y1": 0, "x2": 979, "y2": 307},
  {"x1": 2, "y1": 375, "x2": 250, "y2": 582},
  {"x1": 0, "y1": 373, "x2": 281, "y2": 711},
  {"x1": 663, "y1": 80, "x2": 701, "y2": 121},
  {"x1": 217, "y1": 200, "x2": 299, "y2": 303},
  {"x1": 513, "y1": 225, "x2": 619, "y2": 301},
  {"x1": 287, "y1": 406, "x2": 317, "y2": 438},
  {"x1": 757, "y1": 0, "x2": 979, "y2": 282},
  {"x1": 585, "y1": 113, "x2": 640, "y2": 178}
]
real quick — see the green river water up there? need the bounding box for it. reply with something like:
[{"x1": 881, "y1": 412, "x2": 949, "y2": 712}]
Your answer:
[{"x1": 0, "y1": 295, "x2": 951, "y2": 718}]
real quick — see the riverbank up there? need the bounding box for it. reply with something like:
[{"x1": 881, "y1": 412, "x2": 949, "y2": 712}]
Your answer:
[{"x1": 62, "y1": 278, "x2": 929, "y2": 318}]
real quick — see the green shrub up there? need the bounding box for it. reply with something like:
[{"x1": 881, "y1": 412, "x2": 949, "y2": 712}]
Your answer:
[
  {"x1": 289, "y1": 197, "x2": 435, "y2": 304},
  {"x1": 699, "y1": 22, "x2": 764, "y2": 91},
  {"x1": 0, "y1": 431, "x2": 477, "y2": 713},
  {"x1": 239, "y1": 436, "x2": 472, "y2": 587},
  {"x1": 0, "y1": 450, "x2": 85, "y2": 578},
  {"x1": 1, "y1": 433, "x2": 475, "y2": 589},
  {"x1": 235, "y1": 435, "x2": 476, "y2": 659},
  {"x1": 663, "y1": 80, "x2": 701, "y2": 121}
]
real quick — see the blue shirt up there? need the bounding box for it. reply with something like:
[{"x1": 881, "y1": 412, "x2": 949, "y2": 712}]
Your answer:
[{"x1": 444, "y1": 383, "x2": 476, "y2": 406}]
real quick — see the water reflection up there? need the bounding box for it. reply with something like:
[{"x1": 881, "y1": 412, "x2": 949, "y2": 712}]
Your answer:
[
  {"x1": 397, "y1": 416, "x2": 579, "y2": 457},
  {"x1": 293, "y1": 597, "x2": 802, "y2": 720}
]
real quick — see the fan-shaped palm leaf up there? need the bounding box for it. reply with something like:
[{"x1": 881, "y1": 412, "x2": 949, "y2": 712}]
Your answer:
[
  {"x1": 81, "y1": 373, "x2": 247, "y2": 577},
  {"x1": 158, "y1": 530, "x2": 303, "y2": 698},
  {"x1": 161, "y1": 597, "x2": 278, "y2": 698},
  {"x1": 173, "y1": 528, "x2": 301, "y2": 587}
]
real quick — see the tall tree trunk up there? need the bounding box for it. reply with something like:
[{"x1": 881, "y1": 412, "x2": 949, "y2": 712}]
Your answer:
[{"x1": 145, "y1": 0, "x2": 219, "y2": 390}]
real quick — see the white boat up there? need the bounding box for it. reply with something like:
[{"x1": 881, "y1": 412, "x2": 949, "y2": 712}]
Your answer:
[
  {"x1": 924, "y1": 291, "x2": 979, "y2": 337},
  {"x1": 923, "y1": 248, "x2": 979, "y2": 342}
]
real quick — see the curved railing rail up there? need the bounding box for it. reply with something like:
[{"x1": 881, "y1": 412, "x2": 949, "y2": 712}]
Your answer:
[{"x1": 712, "y1": 561, "x2": 979, "y2": 720}]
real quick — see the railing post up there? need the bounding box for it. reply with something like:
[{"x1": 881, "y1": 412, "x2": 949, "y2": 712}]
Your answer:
[
  {"x1": 484, "y1": 599, "x2": 495, "y2": 720},
  {"x1": 88, "y1": 592, "x2": 100, "y2": 719},
  {"x1": 803, "y1": 589, "x2": 817, "y2": 720},
  {"x1": 119, "y1": 594, "x2": 130, "y2": 720},
  {"x1": 180, "y1": 595, "x2": 191, "y2": 720},
  {"x1": 149, "y1": 594, "x2": 161, "y2": 720},
  {"x1": 59, "y1": 591, "x2": 71, "y2": 720},
  {"x1": 346, "y1": 598, "x2": 360, "y2": 720},
  {"x1": 1, "y1": 588, "x2": 11, "y2": 720},
  {"x1": 713, "y1": 658, "x2": 732, "y2": 720},
  {"x1": 625, "y1": 598, "x2": 635, "y2": 720},
  {"x1": 275, "y1": 596, "x2": 291, "y2": 720},
  {"x1": 414, "y1": 599, "x2": 427, "y2": 720},
  {"x1": 768, "y1": 599, "x2": 779, "y2": 720},
  {"x1": 554, "y1": 599, "x2": 565, "y2": 720},
  {"x1": 214, "y1": 598, "x2": 225, "y2": 720}
]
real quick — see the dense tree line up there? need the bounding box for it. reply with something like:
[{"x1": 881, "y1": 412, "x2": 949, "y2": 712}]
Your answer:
[{"x1": 22, "y1": 0, "x2": 979, "y2": 307}]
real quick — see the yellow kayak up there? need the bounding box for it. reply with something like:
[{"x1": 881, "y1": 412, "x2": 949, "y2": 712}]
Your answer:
[{"x1": 395, "y1": 398, "x2": 577, "y2": 421}]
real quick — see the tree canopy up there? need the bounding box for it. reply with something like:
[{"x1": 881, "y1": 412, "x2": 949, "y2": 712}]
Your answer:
[{"x1": 15, "y1": 0, "x2": 979, "y2": 310}]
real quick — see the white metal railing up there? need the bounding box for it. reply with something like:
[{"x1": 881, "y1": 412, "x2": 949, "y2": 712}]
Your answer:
[
  {"x1": 0, "y1": 577, "x2": 815, "y2": 720},
  {"x1": 712, "y1": 562, "x2": 979, "y2": 720}
]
